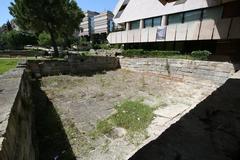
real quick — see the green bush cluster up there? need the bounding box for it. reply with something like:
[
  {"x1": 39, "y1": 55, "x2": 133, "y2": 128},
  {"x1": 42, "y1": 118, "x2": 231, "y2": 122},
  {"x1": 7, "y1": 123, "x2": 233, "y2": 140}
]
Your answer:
[
  {"x1": 191, "y1": 50, "x2": 212, "y2": 60},
  {"x1": 122, "y1": 49, "x2": 181, "y2": 58},
  {"x1": 93, "y1": 43, "x2": 123, "y2": 50}
]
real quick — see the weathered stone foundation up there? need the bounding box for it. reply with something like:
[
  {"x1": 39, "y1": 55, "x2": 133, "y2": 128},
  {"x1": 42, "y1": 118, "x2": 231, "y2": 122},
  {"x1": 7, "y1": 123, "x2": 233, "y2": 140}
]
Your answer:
[
  {"x1": 120, "y1": 58, "x2": 239, "y2": 84},
  {"x1": 0, "y1": 69, "x2": 36, "y2": 160},
  {"x1": 0, "y1": 56, "x2": 239, "y2": 160}
]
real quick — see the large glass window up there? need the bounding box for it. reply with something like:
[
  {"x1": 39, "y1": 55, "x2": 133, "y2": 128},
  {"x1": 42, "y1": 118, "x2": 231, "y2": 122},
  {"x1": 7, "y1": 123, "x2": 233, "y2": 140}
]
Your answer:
[
  {"x1": 130, "y1": 20, "x2": 140, "y2": 30},
  {"x1": 153, "y1": 17, "x2": 162, "y2": 27},
  {"x1": 144, "y1": 17, "x2": 162, "y2": 28},
  {"x1": 108, "y1": 20, "x2": 114, "y2": 32},
  {"x1": 203, "y1": 6, "x2": 223, "y2": 20},
  {"x1": 144, "y1": 19, "x2": 153, "y2": 28},
  {"x1": 168, "y1": 13, "x2": 183, "y2": 25},
  {"x1": 184, "y1": 10, "x2": 202, "y2": 22},
  {"x1": 89, "y1": 17, "x2": 95, "y2": 33}
]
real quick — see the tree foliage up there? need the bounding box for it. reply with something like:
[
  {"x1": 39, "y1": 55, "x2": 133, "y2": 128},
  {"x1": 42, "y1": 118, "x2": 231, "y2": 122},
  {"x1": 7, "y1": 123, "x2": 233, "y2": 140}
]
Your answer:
[
  {"x1": 0, "y1": 30, "x2": 37, "y2": 49},
  {"x1": 9, "y1": 0, "x2": 84, "y2": 56},
  {"x1": 38, "y1": 31, "x2": 65, "y2": 47},
  {"x1": 38, "y1": 32, "x2": 51, "y2": 47}
]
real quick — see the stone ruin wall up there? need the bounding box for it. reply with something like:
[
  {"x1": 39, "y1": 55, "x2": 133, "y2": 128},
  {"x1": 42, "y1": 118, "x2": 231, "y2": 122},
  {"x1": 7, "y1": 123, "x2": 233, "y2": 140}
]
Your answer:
[
  {"x1": 120, "y1": 58, "x2": 239, "y2": 85},
  {"x1": 0, "y1": 69, "x2": 36, "y2": 160},
  {"x1": 0, "y1": 56, "x2": 239, "y2": 159}
]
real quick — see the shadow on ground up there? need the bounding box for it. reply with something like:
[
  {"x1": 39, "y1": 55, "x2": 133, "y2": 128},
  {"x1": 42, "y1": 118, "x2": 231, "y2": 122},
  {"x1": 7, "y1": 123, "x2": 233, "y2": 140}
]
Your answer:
[
  {"x1": 32, "y1": 80, "x2": 76, "y2": 160},
  {"x1": 129, "y1": 78, "x2": 240, "y2": 160}
]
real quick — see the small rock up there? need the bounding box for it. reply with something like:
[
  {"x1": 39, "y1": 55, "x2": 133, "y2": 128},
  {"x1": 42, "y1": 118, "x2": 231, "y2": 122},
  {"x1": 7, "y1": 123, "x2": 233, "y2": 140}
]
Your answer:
[
  {"x1": 89, "y1": 49, "x2": 96, "y2": 55},
  {"x1": 111, "y1": 127, "x2": 127, "y2": 138}
]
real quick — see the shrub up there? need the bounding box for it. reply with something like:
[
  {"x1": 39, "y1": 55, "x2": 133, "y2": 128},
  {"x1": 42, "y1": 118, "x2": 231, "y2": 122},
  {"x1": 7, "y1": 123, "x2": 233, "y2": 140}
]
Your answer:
[
  {"x1": 99, "y1": 43, "x2": 111, "y2": 50},
  {"x1": 144, "y1": 50, "x2": 181, "y2": 57},
  {"x1": 122, "y1": 49, "x2": 145, "y2": 57},
  {"x1": 191, "y1": 50, "x2": 212, "y2": 60}
]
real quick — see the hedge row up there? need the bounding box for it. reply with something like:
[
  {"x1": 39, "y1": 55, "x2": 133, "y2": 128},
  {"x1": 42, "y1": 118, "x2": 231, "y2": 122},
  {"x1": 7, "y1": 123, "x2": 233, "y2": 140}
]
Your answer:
[{"x1": 122, "y1": 49, "x2": 212, "y2": 60}]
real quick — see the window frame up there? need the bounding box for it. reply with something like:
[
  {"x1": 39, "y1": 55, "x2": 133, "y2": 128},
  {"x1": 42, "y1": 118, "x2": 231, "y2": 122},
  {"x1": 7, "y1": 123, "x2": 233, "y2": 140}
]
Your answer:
[
  {"x1": 167, "y1": 12, "x2": 184, "y2": 25},
  {"x1": 153, "y1": 16, "x2": 162, "y2": 27},
  {"x1": 144, "y1": 18, "x2": 153, "y2": 28},
  {"x1": 130, "y1": 20, "x2": 140, "y2": 30}
]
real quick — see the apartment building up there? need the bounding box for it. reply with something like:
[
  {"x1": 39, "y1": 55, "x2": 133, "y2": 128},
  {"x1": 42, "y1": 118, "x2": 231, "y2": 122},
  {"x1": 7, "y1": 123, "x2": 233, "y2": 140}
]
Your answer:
[
  {"x1": 108, "y1": 0, "x2": 240, "y2": 56},
  {"x1": 79, "y1": 11, "x2": 114, "y2": 39},
  {"x1": 79, "y1": 11, "x2": 99, "y2": 37}
]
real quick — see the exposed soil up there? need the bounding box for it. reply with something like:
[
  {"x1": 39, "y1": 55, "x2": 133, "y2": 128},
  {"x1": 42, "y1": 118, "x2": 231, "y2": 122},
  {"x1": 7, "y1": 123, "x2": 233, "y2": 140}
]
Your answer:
[{"x1": 40, "y1": 69, "x2": 218, "y2": 160}]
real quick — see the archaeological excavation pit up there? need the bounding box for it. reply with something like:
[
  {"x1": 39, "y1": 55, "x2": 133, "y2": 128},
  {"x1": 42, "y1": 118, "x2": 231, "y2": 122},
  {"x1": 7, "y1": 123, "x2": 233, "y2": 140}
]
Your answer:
[
  {"x1": 38, "y1": 69, "x2": 218, "y2": 159},
  {"x1": 1, "y1": 56, "x2": 240, "y2": 160}
]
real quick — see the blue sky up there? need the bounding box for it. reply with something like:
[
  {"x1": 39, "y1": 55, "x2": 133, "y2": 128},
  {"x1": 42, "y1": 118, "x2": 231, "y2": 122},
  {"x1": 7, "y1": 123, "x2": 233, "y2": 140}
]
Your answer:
[{"x1": 0, "y1": 0, "x2": 118, "y2": 25}]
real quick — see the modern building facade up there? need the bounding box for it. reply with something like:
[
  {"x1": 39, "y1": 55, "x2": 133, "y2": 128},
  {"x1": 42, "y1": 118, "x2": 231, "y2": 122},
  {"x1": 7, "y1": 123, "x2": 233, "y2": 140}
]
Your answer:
[
  {"x1": 79, "y1": 11, "x2": 114, "y2": 38},
  {"x1": 79, "y1": 11, "x2": 99, "y2": 37},
  {"x1": 108, "y1": 0, "x2": 240, "y2": 56}
]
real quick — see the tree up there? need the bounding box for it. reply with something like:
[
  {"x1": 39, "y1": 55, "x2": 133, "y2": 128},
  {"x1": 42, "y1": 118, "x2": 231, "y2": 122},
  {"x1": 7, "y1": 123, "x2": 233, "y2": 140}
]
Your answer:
[
  {"x1": 9, "y1": 0, "x2": 84, "y2": 56},
  {"x1": 60, "y1": 0, "x2": 84, "y2": 48}
]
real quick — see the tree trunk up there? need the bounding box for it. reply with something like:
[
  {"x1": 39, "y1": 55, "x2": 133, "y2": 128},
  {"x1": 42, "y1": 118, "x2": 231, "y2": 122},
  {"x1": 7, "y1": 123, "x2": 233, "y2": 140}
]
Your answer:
[{"x1": 49, "y1": 29, "x2": 59, "y2": 57}]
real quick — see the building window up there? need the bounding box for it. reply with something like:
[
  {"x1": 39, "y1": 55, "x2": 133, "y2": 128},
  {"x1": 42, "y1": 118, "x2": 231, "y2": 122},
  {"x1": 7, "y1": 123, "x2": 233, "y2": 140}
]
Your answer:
[
  {"x1": 144, "y1": 18, "x2": 153, "y2": 28},
  {"x1": 203, "y1": 6, "x2": 223, "y2": 20},
  {"x1": 130, "y1": 20, "x2": 140, "y2": 30},
  {"x1": 144, "y1": 17, "x2": 162, "y2": 28},
  {"x1": 153, "y1": 17, "x2": 162, "y2": 27},
  {"x1": 184, "y1": 10, "x2": 202, "y2": 22},
  {"x1": 108, "y1": 20, "x2": 114, "y2": 32},
  {"x1": 90, "y1": 17, "x2": 95, "y2": 33},
  {"x1": 168, "y1": 13, "x2": 183, "y2": 25}
]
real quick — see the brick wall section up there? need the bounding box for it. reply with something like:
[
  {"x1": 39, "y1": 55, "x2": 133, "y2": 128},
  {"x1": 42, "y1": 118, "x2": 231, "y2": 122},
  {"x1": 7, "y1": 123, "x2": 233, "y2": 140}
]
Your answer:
[
  {"x1": 0, "y1": 69, "x2": 36, "y2": 160},
  {"x1": 120, "y1": 58, "x2": 238, "y2": 84}
]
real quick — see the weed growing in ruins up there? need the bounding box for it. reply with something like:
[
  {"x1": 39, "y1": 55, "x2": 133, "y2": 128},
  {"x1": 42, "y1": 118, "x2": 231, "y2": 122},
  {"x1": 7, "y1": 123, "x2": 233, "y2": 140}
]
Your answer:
[{"x1": 91, "y1": 100, "x2": 154, "y2": 139}]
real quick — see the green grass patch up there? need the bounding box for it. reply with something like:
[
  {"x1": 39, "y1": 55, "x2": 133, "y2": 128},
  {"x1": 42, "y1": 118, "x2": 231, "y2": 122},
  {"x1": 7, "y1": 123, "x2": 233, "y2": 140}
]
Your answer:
[
  {"x1": 91, "y1": 100, "x2": 154, "y2": 138},
  {"x1": 0, "y1": 59, "x2": 18, "y2": 74}
]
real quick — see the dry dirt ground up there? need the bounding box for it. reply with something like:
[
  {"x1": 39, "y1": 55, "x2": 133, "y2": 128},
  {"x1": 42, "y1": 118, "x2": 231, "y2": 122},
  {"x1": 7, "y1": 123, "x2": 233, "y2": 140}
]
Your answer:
[{"x1": 41, "y1": 69, "x2": 219, "y2": 160}]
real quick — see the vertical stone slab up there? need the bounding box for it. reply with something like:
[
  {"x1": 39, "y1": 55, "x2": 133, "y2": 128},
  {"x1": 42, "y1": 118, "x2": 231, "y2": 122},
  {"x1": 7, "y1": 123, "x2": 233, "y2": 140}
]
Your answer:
[
  {"x1": 117, "y1": 31, "x2": 122, "y2": 44},
  {"x1": 122, "y1": 31, "x2": 128, "y2": 43},
  {"x1": 141, "y1": 28, "x2": 149, "y2": 42},
  {"x1": 112, "y1": 32, "x2": 117, "y2": 44},
  {"x1": 166, "y1": 25, "x2": 176, "y2": 41},
  {"x1": 134, "y1": 30, "x2": 141, "y2": 43},
  {"x1": 199, "y1": 19, "x2": 215, "y2": 40},
  {"x1": 128, "y1": 30, "x2": 134, "y2": 43},
  {"x1": 107, "y1": 33, "x2": 112, "y2": 43},
  {"x1": 148, "y1": 27, "x2": 157, "y2": 42},
  {"x1": 228, "y1": 17, "x2": 240, "y2": 39},
  {"x1": 176, "y1": 23, "x2": 188, "y2": 41},
  {"x1": 186, "y1": 21, "x2": 200, "y2": 40},
  {"x1": 213, "y1": 18, "x2": 231, "y2": 40}
]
